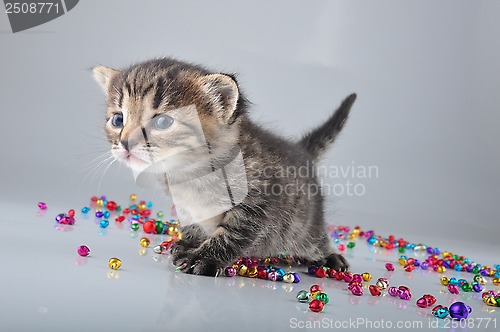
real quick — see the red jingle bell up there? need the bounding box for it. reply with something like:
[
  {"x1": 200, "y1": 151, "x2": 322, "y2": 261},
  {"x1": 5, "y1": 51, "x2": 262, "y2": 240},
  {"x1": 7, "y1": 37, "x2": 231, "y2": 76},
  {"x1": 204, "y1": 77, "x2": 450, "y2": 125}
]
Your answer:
[
  {"x1": 309, "y1": 299, "x2": 324, "y2": 313},
  {"x1": 310, "y1": 285, "x2": 322, "y2": 293},
  {"x1": 315, "y1": 268, "x2": 327, "y2": 278},
  {"x1": 369, "y1": 285, "x2": 382, "y2": 296}
]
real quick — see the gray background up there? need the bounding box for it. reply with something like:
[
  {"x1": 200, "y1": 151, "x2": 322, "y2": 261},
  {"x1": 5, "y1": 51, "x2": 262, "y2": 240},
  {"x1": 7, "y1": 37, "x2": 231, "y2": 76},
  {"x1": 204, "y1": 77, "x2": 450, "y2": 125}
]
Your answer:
[{"x1": 1, "y1": 0, "x2": 499, "y2": 247}]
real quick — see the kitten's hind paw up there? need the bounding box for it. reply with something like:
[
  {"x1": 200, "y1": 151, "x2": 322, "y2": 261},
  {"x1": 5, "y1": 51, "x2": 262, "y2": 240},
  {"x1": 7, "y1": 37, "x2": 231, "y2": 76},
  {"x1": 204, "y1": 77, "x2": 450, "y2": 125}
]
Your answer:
[{"x1": 325, "y1": 253, "x2": 349, "y2": 272}]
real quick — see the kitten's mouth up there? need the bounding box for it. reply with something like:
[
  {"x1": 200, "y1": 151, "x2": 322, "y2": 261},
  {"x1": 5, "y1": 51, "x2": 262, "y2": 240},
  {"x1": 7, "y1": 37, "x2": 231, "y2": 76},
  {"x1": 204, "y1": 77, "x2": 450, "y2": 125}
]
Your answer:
[{"x1": 125, "y1": 152, "x2": 149, "y2": 166}]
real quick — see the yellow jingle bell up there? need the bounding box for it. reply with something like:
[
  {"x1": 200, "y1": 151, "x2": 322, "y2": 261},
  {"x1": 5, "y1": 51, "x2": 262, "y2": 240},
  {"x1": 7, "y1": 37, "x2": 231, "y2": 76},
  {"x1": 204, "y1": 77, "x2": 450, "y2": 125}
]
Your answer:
[{"x1": 108, "y1": 257, "x2": 122, "y2": 270}]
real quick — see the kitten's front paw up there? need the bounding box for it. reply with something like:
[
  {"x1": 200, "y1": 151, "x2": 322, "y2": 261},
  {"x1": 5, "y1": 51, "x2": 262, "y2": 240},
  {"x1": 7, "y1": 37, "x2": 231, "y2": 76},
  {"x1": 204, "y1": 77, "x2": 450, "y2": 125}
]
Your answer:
[
  {"x1": 325, "y1": 253, "x2": 349, "y2": 272},
  {"x1": 172, "y1": 250, "x2": 223, "y2": 277},
  {"x1": 170, "y1": 240, "x2": 191, "y2": 257},
  {"x1": 170, "y1": 242, "x2": 193, "y2": 266}
]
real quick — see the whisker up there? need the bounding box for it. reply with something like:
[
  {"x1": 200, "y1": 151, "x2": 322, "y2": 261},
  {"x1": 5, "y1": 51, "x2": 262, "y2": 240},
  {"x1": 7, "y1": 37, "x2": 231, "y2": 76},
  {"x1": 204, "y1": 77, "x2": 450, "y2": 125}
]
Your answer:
[
  {"x1": 77, "y1": 157, "x2": 114, "y2": 177},
  {"x1": 63, "y1": 147, "x2": 111, "y2": 168},
  {"x1": 82, "y1": 151, "x2": 112, "y2": 168},
  {"x1": 80, "y1": 155, "x2": 115, "y2": 188},
  {"x1": 97, "y1": 158, "x2": 117, "y2": 195}
]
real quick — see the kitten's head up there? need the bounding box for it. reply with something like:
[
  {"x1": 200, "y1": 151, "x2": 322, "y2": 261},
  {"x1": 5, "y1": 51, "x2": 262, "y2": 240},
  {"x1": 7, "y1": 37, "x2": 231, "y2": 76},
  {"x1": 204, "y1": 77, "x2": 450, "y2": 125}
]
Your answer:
[{"x1": 92, "y1": 58, "x2": 246, "y2": 174}]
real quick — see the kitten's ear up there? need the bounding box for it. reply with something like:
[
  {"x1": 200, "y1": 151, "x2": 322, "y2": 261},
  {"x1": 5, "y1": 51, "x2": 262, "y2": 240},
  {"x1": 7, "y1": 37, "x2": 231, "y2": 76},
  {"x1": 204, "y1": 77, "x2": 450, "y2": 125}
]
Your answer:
[
  {"x1": 92, "y1": 66, "x2": 119, "y2": 94},
  {"x1": 199, "y1": 73, "x2": 239, "y2": 124}
]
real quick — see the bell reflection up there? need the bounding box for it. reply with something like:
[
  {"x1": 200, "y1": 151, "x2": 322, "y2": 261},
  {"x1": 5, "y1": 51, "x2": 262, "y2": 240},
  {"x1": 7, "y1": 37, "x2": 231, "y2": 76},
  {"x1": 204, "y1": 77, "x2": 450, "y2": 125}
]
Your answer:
[{"x1": 107, "y1": 270, "x2": 120, "y2": 279}]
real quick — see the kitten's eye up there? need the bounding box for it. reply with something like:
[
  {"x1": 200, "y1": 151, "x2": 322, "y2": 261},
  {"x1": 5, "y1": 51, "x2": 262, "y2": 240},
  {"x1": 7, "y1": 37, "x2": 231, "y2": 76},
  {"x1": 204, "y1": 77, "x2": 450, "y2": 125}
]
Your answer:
[
  {"x1": 111, "y1": 113, "x2": 123, "y2": 127},
  {"x1": 153, "y1": 114, "x2": 174, "y2": 130}
]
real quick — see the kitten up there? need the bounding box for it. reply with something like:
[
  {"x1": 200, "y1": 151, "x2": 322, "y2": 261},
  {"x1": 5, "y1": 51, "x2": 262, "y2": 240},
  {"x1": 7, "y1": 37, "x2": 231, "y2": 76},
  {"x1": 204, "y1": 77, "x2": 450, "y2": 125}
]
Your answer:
[{"x1": 93, "y1": 58, "x2": 356, "y2": 276}]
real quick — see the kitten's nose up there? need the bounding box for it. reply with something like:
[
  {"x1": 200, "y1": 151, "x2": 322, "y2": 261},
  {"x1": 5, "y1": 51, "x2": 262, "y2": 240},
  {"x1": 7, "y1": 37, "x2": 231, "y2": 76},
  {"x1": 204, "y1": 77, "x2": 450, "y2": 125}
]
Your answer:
[
  {"x1": 121, "y1": 138, "x2": 137, "y2": 151},
  {"x1": 121, "y1": 139, "x2": 130, "y2": 151}
]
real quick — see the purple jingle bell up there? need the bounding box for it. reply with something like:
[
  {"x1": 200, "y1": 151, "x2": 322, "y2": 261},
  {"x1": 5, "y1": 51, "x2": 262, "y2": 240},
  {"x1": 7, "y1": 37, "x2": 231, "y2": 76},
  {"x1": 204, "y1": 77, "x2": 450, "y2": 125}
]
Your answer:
[
  {"x1": 388, "y1": 286, "x2": 399, "y2": 297},
  {"x1": 449, "y1": 301, "x2": 472, "y2": 320},
  {"x1": 267, "y1": 271, "x2": 278, "y2": 282},
  {"x1": 224, "y1": 267, "x2": 236, "y2": 277},
  {"x1": 472, "y1": 283, "x2": 483, "y2": 293},
  {"x1": 399, "y1": 290, "x2": 412, "y2": 300},
  {"x1": 398, "y1": 286, "x2": 412, "y2": 300}
]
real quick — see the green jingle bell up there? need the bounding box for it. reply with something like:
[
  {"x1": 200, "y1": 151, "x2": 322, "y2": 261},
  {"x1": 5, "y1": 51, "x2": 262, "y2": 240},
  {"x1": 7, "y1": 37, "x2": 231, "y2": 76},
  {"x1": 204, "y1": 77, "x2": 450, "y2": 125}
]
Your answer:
[
  {"x1": 316, "y1": 292, "x2": 329, "y2": 304},
  {"x1": 461, "y1": 283, "x2": 472, "y2": 292},
  {"x1": 155, "y1": 220, "x2": 164, "y2": 234},
  {"x1": 473, "y1": 275, "x2": 487, "y2": 285}
]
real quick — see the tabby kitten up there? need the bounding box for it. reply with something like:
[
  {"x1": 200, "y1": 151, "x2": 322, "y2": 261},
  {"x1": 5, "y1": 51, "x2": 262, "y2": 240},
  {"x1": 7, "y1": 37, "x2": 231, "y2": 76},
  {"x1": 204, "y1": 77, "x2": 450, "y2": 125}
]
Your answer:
[{"x1": 93, "y1": 58, "x2": 356, "y2": 276}]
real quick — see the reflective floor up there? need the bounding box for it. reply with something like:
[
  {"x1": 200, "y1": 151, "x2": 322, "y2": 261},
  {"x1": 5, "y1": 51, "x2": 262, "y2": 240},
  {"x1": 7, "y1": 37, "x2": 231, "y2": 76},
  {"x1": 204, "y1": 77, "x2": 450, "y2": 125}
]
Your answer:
[{"x1": 0, "y1": 200, "x2": 498, "y2": 332}]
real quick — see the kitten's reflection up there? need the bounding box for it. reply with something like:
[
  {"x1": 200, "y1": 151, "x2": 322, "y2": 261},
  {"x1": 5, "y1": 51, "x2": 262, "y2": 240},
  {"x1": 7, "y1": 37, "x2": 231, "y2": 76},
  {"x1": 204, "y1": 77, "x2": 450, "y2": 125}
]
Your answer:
[{"x1": 151, "y1": 266, "x2": 296, "y2": 329}]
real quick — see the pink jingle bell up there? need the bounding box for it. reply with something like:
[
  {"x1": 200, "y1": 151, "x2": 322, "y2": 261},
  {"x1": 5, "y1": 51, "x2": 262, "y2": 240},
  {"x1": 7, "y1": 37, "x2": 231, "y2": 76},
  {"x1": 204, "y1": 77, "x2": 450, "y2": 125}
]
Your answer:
[
  {"x1": 351, "y1": 285, "x2": 363, "y2": 296},
  {"x1": 385, "y1": 263, "x2": 395, "y2": 271},
  {"x1": 448, "y1": 285, "x2": 460, "y2": 294},
  {"x1": 416, "y1": 297, "x2": 428, "y2": 308},
  {"x1": 77, "y1": 245, "x2": 90, "y2": 257},
  {"x1": 343, "y1": 272, "x2": 354, "y2": 283},
  {"x1": 352, "y1": 274, "x2": 363, "y2": 283},
  {"x1": 348, "y1": 281, "x2": 361, "y2": 291}
]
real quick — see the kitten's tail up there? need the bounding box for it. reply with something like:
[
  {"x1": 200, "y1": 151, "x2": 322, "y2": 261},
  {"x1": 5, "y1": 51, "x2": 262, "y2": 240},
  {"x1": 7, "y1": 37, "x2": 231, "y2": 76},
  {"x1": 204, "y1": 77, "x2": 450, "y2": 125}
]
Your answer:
[{"x1": 299, "y1": 93, "x2": 357, "y2": 159}]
